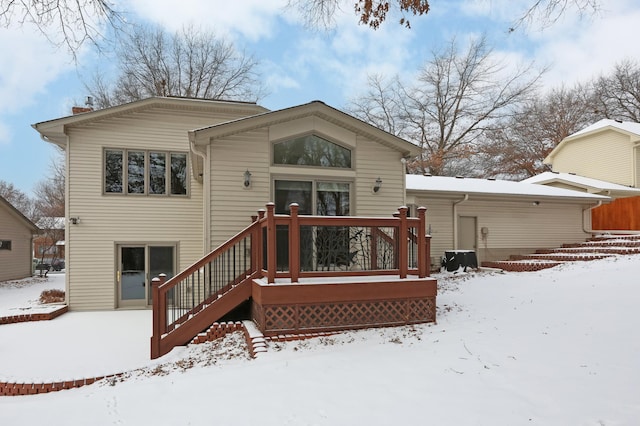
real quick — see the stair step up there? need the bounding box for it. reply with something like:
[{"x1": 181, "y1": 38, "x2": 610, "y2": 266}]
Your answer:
[
  {"x1": 588, "y1": 234, "x2": 640, "y2": 242},
  {"x1": 514, "y1": 253, "x2": 614, "y2": 262},
  {"x1": 537, "y1": 247, "x2": 640, "y2": 255},
  {"x1": 481, "y1": 260, "x2": 563, "y2": 272},
  {"x1": 562, "y1": 240, "x2": 640, "y2": 248},
  {"x1": 487, "y1": 234, "x2": 640, "y2": 273}
]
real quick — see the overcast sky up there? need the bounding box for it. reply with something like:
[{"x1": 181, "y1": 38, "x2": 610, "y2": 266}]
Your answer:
[{"x1": 1, "y1": 0, "x2": 640, "y2": 196}]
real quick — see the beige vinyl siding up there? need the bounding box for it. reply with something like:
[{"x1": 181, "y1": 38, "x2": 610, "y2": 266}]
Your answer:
[
  {"x1": 0, "y1": 209, "x2": 34, "y2": 281},
  {"x1": 209, "y1": 129, "x2": 271, "y2": 248},
  {"x1": 65, "y1": 107, "x2": 238, "y2": 310},
  {"x1": 552, "y1": 130, "x2": 633, "y2": 186},
  {"x1": 354, "y1": 136, "x2": 405, "y2": 216},
  {"x1": 412, "y1": 195, "x2": 589, "y2": 263},
  {"x1": 207, "y1": 126, "x2": 408, "y2": 248}
]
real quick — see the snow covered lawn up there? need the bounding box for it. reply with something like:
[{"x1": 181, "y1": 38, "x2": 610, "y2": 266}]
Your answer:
[{"x1": 1, "y1": 257, "x2": 639, "y2": 425}]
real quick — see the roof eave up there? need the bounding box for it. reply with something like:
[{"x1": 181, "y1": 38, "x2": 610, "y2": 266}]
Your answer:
[
  {"x1": 406, "y1": 188, "x2": 610, "y2": 204},
  {"x1": 191, "y1": 101, "x2": 421, "y2": 157}
]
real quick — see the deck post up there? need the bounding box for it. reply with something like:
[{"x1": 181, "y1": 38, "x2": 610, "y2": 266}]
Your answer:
[
  {"x1": 398, "y1": 206, "x2": 408, "y2": 279},
  {"x1": 150, "y1": 274, "x2": 166, "y2": 359},
  {"x1": 417, "y1": 207, "x2": 427, "y2": 278},
  {"x1": 266, "y1": 203, "x2": 276, "y2": 284},
  {"x1": 253, "y1": 209, "x2": 266, "y2": 273},
  {"x1": 289, "y1": 203, "x2": 300, "y2": 283}
]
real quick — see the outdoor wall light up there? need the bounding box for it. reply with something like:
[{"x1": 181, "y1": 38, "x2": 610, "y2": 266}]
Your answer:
[
  {"x1": 532, "y1": 201, "x2": 540, "y2": 206},
  {"x1": 373, "y1": 177, "x2": 382, "y2": 193},
  {"x1": 243, "y1": 169, "x2": 252, "y2": 188},
  {"x1": 69, "y1": 217, "x2": 80, "y2": 225}
]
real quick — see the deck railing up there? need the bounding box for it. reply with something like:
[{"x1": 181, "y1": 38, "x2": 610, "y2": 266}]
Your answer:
[
  {"x1": 262, "y1": 203, "x2": 430, "y2": 282},
  {"x1": 151, "y1": 204, "x2": 430, "y2": 358}
]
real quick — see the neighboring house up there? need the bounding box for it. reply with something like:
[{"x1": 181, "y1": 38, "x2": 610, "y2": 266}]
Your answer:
[
  {"x1": 405, "y1": 174, "x2": 610, "y2": 265},
  {"x1": 33, "y1": 217, "x2": 65, "y2": 265},
  {"x1": 543, "y1": 119, "x2": 640, "y2": 230},
  {"x1": 0, "y1": 195, "x2": 39, "y2": 281},
  {"x1": 33, "y1": 97, "x2": 421, "y2": 311}
]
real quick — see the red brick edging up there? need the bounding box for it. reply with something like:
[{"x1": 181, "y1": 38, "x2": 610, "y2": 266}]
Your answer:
[
  {"x1": 1, "y1": 317, "x2": 347, "y2": 397},
  {"x1": 1, "y1": 320, "x2": 262, "y2": 397},
  {"x1": 0, "y1": 305, "x2": 68, "y2": 325}
]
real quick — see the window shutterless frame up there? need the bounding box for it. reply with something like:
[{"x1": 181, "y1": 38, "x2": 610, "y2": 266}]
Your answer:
[{"x1": 103, "y1": 148, "x2": 189, "y2": 196}]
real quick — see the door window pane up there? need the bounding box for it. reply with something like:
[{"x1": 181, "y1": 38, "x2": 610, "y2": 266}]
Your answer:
[
  {"x1": 127, "y1": 151, "x2": 145, "y2": 194},
  {"x1": 274, "y1": 180, "x2": 313, "y2": 214},
  {"x1": 121, "y1": 247, "x2": 145, "y2": 300},
  {"x1": 317, "y1": 182, "x2": 350, "y2": 216},
  {"x1": 105, "y1": 150, "x2": 123, "y2": 193},
  {"x1": 171, "y1": 153, "x2": 187, "y2": 195},
  {"x1": 316, "y1": 182, "x2": 351, "y2": 267},
  {"x1": 149, "y1": 152, "x2": 166, "y2": 194}
]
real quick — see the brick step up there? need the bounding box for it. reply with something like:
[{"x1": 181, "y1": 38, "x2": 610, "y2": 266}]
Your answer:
[
  {"x1": 588, "y1": 234, "x2": 640, "y2": 242},
  {"x1": 511, "y1": 253, "x2": 614, "y2": 262},
  {"x1": 536, "y1": 247, "x2": 640, "y2": 255},
  {"x1": 481, "y1": 260, "x2": 564, "y2": 272},
  {"x1": 562, "y1": 240, "x2": 640, "y2": 248}
]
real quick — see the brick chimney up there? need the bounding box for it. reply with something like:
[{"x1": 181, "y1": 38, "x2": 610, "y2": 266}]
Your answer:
[
  {"x1": 72, "y1": 96, "x2": 95, "y2": 115},
  {"x1": 72, "y1": 106, "x2": 93, "y2": 114}
]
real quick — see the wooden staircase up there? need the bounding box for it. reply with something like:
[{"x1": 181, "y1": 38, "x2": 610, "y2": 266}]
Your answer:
[{"x1": 482, "y1": 234, "x2": 640, "y2": 272}]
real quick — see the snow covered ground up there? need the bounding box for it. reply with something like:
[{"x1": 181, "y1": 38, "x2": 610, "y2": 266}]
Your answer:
[{"x1": 1, "y1": 257, "x2": 639, "y2": 425}]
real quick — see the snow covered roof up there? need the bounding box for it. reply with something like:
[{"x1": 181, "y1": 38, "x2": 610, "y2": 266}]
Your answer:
[
  {"x1": 568, "y1": 119, "x2": 640, "y2": 139},
  {"x1": 522, "y1": 172, "x2": 640, "y2": 197},
  {"x1": 405, "y1": 174, "x2": 610, "y2": 202}
]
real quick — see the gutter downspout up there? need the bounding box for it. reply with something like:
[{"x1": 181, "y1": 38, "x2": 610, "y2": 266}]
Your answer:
[
  {"x1": 582, "y1": 201, "x2": 603, "y2": 234},
  {"x1": 452, "y1": 194, "x2": 469, "y2": 250},
  {"x1": 189, "y1": 135, "x2": 210, "y2": 254}
]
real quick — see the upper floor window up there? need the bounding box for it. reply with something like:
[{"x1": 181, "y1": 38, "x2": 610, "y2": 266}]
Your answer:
[
  {"x1": 105, "y1": 149, "x2": 188, "y2": 196},
  {"x1": 273, "y1": 134, "x2": 351, "y2": 168}
]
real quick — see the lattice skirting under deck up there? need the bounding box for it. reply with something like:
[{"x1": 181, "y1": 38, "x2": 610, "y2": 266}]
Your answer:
[{"x1": 252, "y1": 297, "x2": 436, "y2": 336}]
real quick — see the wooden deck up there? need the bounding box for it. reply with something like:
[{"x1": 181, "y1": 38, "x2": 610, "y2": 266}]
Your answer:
[{"x1": 151, "y1": 204, "x2": 437, "y2": 359}]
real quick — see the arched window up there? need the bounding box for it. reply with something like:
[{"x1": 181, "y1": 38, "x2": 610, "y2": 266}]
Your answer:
[{"x1": 273, "y1": 134, "x2": 351, "y2": 168}]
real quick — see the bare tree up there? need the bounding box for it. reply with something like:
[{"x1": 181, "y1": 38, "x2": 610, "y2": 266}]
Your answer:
[
  {"x1": 86, "y1": 25, "x2": 265, "y2": 108},
  {"x1": 0, "y1": 180, "x2": 36, "y2": 219},
  {"x1": 510, "y1": 0, "x2": 601, "y2": 32},
  {"x1": 592, "y1": 59, "x2": 640, "y2": 122},
  {"x1": 33, "y1": 151, "x2": 66, "y2": 218},
  {"x1": 0, "y1": 0, "x2": 123, "y2": 55},
  {"x1": 478, "y1": 84, "x2": 597, "y2": 179},
  {"x1": 349, "y1": 35, "x2": 543, "y2": 176},
  {"x1": 287, "y1": 0, "x2": 599, "y2": 30},
  {"x1": 287, "y1": 0, "x2": 430, "y2": 29}
]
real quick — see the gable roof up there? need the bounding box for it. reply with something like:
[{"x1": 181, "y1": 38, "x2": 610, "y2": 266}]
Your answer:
[
  {"x1": 522, "y1": 172, "x2": 640, "y2": 198},
  {"x1": 569, "y1": 119, "x2": 640, "y2": 139},
  {"x1": 188, "y1": 101, "x2": 421, "y2": 158},
  {"x1": 33, "y1": 96, "x2": 268, "y2": 147},
  {"x1": 545, "y1": 119, "x2": 640, "y2": 164},
  {"x1": 0, "y1": 195, "x2": 39, "y2": 233},
  {"x1": 406, "y1": 174, "x2": 610, "y2": 203}
]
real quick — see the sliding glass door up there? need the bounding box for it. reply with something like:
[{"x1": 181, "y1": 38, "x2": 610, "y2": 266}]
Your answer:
[
  {"x1": 274, "y1": 179, "x2": 351, "y2": 271},
  {"x1": 117, "y1": 245, "x2": 175, "y2": 308}
]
